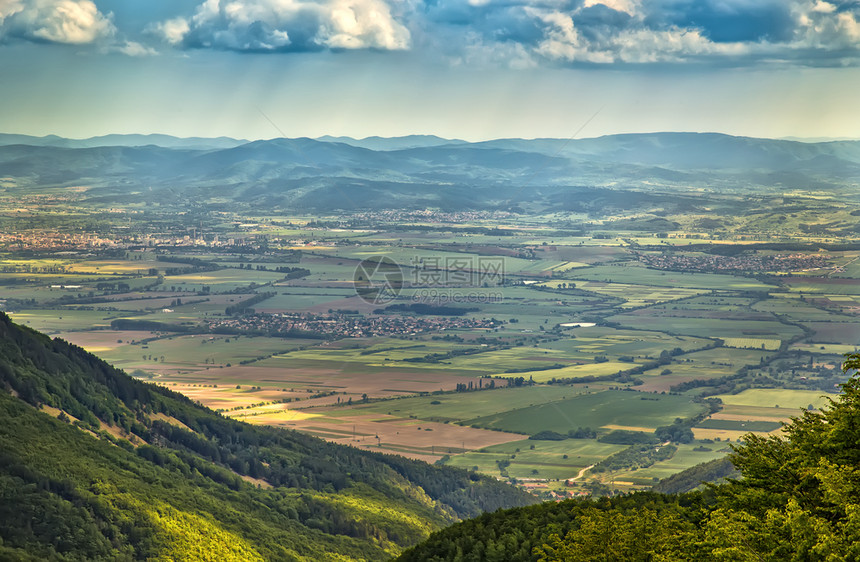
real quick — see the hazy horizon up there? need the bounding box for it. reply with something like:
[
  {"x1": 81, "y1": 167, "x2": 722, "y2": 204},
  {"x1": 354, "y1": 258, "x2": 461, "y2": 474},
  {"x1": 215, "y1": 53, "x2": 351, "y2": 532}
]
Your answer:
[{"x1": 4, "y1": 130, "x2": 860, "y2": 145}]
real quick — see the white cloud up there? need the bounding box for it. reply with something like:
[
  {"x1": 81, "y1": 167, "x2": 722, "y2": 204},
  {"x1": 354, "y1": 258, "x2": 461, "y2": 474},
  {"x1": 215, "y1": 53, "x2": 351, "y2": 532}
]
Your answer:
[
  {"x1": 582, "y1": 0, "x2": 638, "y2": 17},
  {"x1": 0, "y1": 0, "x2": 26, "y2": 23},
  {"x1": 321, "y1": 0, "x2": 410, "y2": 49},
  {"x1": 0, "y1": 0, "x2": 170, "y2": 56},
  {"x1": 153, "y1": 17, "x2": 191, "y2": 46},
  {"x1": 612, "y1": 27, "x2": 737, "y2": 63},
  {"x1": 811, "y1": 1, "x2": 835, "y2": 14},
  {"x1": 527, "y1": 7, "x2": 732, "y2": 64},
  {"x1": 114, "y1": 40, "x2": 157, "y2": 57},
  {"x1": 0, "y1": 0, "x2": 115, "y2": 44},
  {"x1": 836, "y1": 11, "x2": 860, "y2": 40},
  {"x1": 792, "y1": 0, "x2": 860, "y2": 52},
  {"x1": 450, "y1": 31, "x2": 538, "y2": 68},
  {"x1": 155, "y1": 0, "x2": 410, "y2": 52}
]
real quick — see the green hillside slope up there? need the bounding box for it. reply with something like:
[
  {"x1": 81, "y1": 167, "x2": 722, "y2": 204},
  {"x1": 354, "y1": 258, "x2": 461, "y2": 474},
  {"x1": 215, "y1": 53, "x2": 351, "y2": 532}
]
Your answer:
[{"x1": 0, "y1": 312, "x2": 535, "y2": 560}]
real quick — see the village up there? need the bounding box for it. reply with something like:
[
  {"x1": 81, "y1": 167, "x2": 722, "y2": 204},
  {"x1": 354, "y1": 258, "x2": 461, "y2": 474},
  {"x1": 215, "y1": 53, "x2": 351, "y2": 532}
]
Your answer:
[
  {"x1": 204, "y1": 310, "x2": 501, "y2": 339},
  {"x1": 639, "y1": 252, "x2": 830, "y2": 274}
]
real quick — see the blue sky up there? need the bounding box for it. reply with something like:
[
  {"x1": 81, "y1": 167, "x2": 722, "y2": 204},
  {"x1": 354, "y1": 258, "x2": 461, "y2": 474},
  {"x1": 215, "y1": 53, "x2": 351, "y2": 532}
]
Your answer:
[{"x1": 1, "y1": 0, "x2": 860, "y2": 140}]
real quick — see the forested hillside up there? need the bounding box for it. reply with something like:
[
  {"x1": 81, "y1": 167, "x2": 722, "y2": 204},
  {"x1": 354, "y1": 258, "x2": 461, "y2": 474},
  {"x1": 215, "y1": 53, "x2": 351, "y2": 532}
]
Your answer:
[
  {"x1": 0, "y1": 312, "x2": 535, "y2": 560},
  {"x1": 399, "y1": 354, "x2": 860, "y2": 561}
]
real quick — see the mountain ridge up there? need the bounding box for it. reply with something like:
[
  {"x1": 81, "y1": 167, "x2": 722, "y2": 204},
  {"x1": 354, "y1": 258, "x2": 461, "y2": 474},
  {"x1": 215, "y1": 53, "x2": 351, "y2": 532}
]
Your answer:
[
  {"x1": 3, "y1": 132, "x2": 860, "y2": 211},
  {"x1": 0, "y1": 133, "x2": 248, "y2": 150}
]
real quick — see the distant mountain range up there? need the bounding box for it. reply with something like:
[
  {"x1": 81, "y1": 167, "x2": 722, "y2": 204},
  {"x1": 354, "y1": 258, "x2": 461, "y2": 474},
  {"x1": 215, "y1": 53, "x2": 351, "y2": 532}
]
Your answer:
[
  {"x1": 315, "y1": 135, "x2": 467, "y2": 151},
  {"x1": 0, "y1": 133, "x2": 248, "y2": 150},
  {"x1": 0, "y1": 133, "x2": 464, "y2": 151},
  {"x1": 2, "y1": 132, "x2": 859, "y2": 211}
]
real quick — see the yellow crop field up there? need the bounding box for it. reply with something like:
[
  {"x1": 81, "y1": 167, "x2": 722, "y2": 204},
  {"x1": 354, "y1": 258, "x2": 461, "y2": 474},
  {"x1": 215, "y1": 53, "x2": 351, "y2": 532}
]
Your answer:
[
  {"x1": 495, "y1": 361, "x2": 629, "y2": 382},
  {"x1": 722, "y1": 337, "x2": 782, "y2": 350},
  {"x1": 551, "y1": 261, "x2": 588, "y2": 272}
]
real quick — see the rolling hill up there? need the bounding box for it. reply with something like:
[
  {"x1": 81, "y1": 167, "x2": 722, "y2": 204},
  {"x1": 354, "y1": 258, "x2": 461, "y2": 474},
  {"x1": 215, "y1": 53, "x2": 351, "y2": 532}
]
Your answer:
[
  {"x1": 3, "y1": 133, "x2": 860, "y2": 211},
  {"x1": 0, "y1": 312, "x2": 535, "y2": 560}
]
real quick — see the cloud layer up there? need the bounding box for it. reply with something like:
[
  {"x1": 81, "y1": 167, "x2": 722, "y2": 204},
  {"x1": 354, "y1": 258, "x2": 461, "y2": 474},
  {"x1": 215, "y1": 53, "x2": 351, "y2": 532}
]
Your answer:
[
  {"x1": 4, "y1": 0, "x2": 860, "y2": 66},
  {"x1": 418, "y1": 0, "x2": 860, "y2": 66},
  {"x1": 153, "y1": 0, "x2": 411, "y2": 52}
]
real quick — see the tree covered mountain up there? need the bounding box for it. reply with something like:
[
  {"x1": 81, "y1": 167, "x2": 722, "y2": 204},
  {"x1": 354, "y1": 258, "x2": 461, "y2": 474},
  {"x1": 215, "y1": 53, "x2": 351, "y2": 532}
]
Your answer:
[
  {"x1": 398, "y1": 355, "x2": 860, "y2": 561},
  {"x1": 0, "y1": 312, "x2": 535, "y2": 560},
  {"x1": 3, "y1": 133, "x2": 860, "y2": 211}
]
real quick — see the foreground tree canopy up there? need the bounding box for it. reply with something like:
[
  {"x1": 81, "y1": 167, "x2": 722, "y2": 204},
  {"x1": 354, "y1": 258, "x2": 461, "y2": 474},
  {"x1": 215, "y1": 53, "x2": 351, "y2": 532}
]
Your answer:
[{"x1": 400, "y1": 353, "x2": 860, "y2": 561}]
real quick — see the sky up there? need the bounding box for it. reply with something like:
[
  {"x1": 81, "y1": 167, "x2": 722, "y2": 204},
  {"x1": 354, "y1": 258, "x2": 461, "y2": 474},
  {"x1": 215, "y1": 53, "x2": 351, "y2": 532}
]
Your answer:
[{"x1": 2, "y1": 0, "x2": 860, "y2": 141}]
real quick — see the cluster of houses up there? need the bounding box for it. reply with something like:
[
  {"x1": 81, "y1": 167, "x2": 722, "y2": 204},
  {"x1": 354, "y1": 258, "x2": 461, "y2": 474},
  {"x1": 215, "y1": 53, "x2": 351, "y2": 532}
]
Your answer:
[
  {"x1": 205, "y1": 311, "x2": 498, "y2": 339},
  {"x1": 639, "y1": 252, "x2": 829, "y2": 274},
  {"x1": 0, "y1": 230, "x2": 114, "y2": 252},
  {"x1": 514, "y1": 478, "x2": 592, "y2": 500}
]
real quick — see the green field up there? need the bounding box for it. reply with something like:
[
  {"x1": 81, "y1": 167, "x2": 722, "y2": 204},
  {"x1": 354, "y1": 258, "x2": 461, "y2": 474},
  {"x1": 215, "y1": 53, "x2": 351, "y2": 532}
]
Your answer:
[
  {"x1": 656, "y1": 295, "x2": 757, "y2": 310},
  {"x1": 159, "y1": 268, "x2": 286, "y2": 291},
  {"x1": 544, "y1": 280, "x2": 706, "y2": 308},
  {"x1": 752, "y1": 296, "x2": 844, "y2": 322},
  {"x1": 607, "y1": 442, "x2": 731, "y2": 485},
  {"x1": 494, "y1": 362, "x2": 633, "y2": 382},
  {"x1": 638, "y1": 347, "x2": 773, "y2": 382},
  {"x1": 354, "y1": 385, "x2": 606, "y2": 422},
  {"x1": 255, "y1": 291, "x2": 359, "y2": 310},
  {"x1": 463, "y1": 390, "x2": 707, "y2": 435},
  {"x1": 696, "y1": 419, "x2": 783, "y2": 432},
  {"x1": 803, "y1": 322, "x2": 860, "y2": 345},
  {"x1": 95, "y1": 334, "x2": 311, "y2": 372},
  {"x1": 445, "y1": 439, "x2": 628, "y2": 480},
  {"x1": 9, "y1": 309, "x2": 115, "y2": 333},
  {"x1": 566, "y1": 265, "x2": 776, "y2": 291},
  {"x1": 544, "y1": 327, "x2": 708, "y2": 358},
  {"x1": 790, "y1": 342, "x2": 859, "y2": 355},
  {"x1": 786, "y1": 280, "x2": 860, "y2": 295},
  {"x1": 607, "y1": 313, "x2": 803, "y2": 340},
  {"x1": 257, "y1": 340, "x2": 496, "y2": 373}
]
